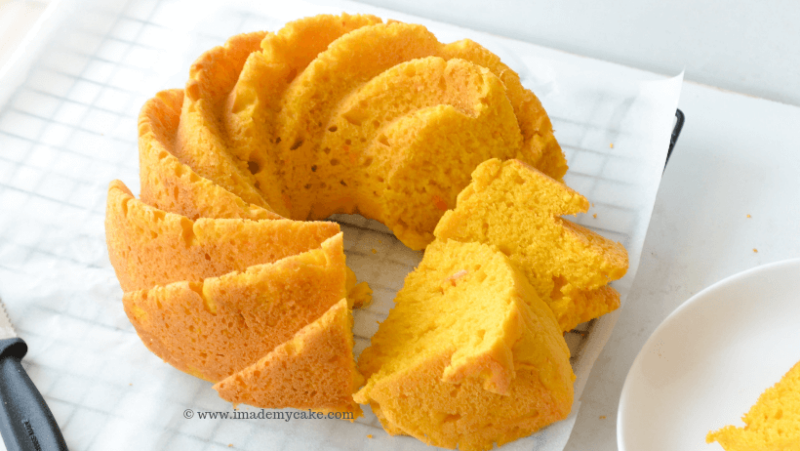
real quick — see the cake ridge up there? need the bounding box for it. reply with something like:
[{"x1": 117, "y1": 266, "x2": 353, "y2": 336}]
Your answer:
[
  {"x1": 139, "y1": 89, "x2": 281, "y2": 220},
  {"x1": 441, "y1": 40, "x2": 567, "y2": 178},
  {"x1": 177, "y1": 32, "x2": 271, "y2": 209}
]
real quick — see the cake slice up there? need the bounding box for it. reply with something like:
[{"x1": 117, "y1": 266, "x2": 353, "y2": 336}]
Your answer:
[
  {"x1": 105, "y1": 180, "x2": 339, "y2": 293},
  {"x1": 123, "y1": 234, "x2": 348, "y2": 382},
  {"x1": 214, "y1": 299, "x2": 363, "y2": 418},
  {"x1": 355, "y1": 239, "x2": 574, "y2": 450},
  {"x1": 707, "y1": 360, "x2": 800, "y2": 450},
  {"x1": 434, "y1": 158, "x2": 628, "y2": 331}
]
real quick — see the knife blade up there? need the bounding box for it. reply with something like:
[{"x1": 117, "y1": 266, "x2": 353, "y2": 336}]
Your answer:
[{"x1": 0, "y1": 297, "x2": 69, "y2": 451}]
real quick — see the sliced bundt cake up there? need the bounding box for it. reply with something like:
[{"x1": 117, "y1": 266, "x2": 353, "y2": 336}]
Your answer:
[
  {"x1": 214, "y1": 299, "x2": 363, "y2": 418},
  {"x1": 355, "y1": 239, "x2": 574, "y2": 450},
  {"x1": 434, "y1": 158, "x2": 628, "y2": 331},
  {"x1": 102, "y1": 14, "x2": 632, "y2": 450}
]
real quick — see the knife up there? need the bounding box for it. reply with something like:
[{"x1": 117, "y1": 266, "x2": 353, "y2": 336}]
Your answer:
[{"x1": 0, "y1": 298, "x2": 68, "y2": 451}]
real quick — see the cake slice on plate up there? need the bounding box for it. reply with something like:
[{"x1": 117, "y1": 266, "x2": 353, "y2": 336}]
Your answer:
[{"x1": 707, "y1": 360, "x2": 800, "y2": 450}]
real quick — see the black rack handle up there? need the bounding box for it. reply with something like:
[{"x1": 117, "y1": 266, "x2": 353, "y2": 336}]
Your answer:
[
  {"x1": 665, "y1": 109, "x2": 685, "y2": 167},
  {"x1": 0, "y1": 338, "x2": 69, "y2": 451}
]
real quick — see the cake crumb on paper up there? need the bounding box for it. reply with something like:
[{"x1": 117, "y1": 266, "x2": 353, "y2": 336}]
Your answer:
[
  {"x1": 609, "y1": 143, "x2": 614, "y2": 149},
  {"x1": 753, "y1": 248, "x2": 758, "y2": 253},
  {"x1": 593, "y1": 213, "x2": 597, "y2": 219},
  {"x1": 367, "y1": 434, "x2": 373, "y2": 439},
  {"x1": 747, "y1": 214, "x2": 752, "y2": 218},
  {"x1": 599, "y1": 415, "x2": 607, "y2": 420}
]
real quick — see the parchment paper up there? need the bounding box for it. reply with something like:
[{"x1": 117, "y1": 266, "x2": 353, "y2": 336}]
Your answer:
[{"x1": 0, "y1": 0, "x2": 681, "y2": 449}]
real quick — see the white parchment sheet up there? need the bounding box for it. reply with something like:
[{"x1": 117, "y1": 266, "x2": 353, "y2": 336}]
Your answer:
[{"x1": 0, "y1": 0, "x2": 681, "y2": 449}]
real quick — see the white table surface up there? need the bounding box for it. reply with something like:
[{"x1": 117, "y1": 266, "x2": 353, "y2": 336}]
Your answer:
[{"x1": 1, "y1": 2, "x2": 799, "y2": 451}]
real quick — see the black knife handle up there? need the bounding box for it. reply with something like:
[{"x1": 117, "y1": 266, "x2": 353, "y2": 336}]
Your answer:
[{"x1": 0, "y1": 338, "x2": 68, "y2": 451}]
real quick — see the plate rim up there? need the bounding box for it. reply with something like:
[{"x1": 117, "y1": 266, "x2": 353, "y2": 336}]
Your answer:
[{"x1": 616, "y1": 257, "x2": 800, "y2": 451}]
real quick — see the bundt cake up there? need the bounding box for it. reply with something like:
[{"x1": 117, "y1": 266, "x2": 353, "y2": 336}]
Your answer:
[
  {"x1": 214, "y1": 299, "x2": 363, "y2": 418},
  {"x1": 104, "y1": 11, "x2": 632, "y2": 445},
  {"x1": 150, "y1": 13, "x2": 566, "y2": 250},
  {"x1": 123, "y1": 233, "x2": 348, "y2": 382},
  {"x1": 707, "y1": 360, "x2": 800, "y2": 450},
  {"x1": 434, "y1": 158, "x2": 628, "y2": 331},
  {"x1": 355, "y1": 239, "x2": 574, "y2": 450}
]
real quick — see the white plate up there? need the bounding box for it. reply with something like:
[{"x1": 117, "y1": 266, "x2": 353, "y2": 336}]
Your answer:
[{"x1": 618, "y1": 258, "x2": 800, "y2": 451}]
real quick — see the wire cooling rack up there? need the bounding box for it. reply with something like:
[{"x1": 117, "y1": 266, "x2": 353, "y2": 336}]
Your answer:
[{"x1": 0, "y1": 0, "x2": 681, "y2": 449}]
